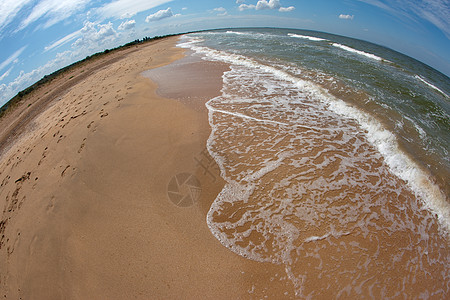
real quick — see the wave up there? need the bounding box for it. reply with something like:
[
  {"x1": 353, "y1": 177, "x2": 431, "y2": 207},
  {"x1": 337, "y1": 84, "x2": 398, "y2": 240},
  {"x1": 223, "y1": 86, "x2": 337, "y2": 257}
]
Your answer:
[
  {"x1": 287, "y1": 33, "x2": 327, "y2": 42},
  {"x1": 178, "y1": 34, "x2": 449, "y2": 234},
  {"x1": 332, "y1": 43, "x2": 389, "y2": 62},
  {"x1": 225, "y1": 30, "x2": 247, "y2": 35},
  {"x1": 415, "y1": 75, "x2": 449, "y2": 98},
  {"x1": 206, "y1": 106, "x2": 290, "y2": 127},
  {"x1": 327, "y1": 93, "x2": 449, "y2": 232},
  {"x1": 224, "y1": 30, "x2": 280, "y2": 40}
]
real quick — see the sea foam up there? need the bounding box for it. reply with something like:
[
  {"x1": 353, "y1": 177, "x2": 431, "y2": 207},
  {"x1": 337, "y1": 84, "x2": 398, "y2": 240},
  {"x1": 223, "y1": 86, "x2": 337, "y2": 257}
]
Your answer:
[
  {"x1": 332, "y1": 43, "x2": 388, "y2": 62},
  {"x1": 415, "y1": 75, "x2": 449, "y2": 98},
  {"x1": 288, "y1": 33, "x2": 327, "y2": 42},
  {"x1": 179, "y1": 33, "x2": 450, "y2": 234},
  {"x1": 178, "y1": 32, "x2": 450, "y2": 298}
]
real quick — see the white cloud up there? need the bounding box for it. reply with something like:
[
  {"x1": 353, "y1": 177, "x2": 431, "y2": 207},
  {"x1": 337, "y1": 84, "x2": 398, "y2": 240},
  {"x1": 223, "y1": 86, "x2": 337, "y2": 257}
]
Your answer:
[
  {"x1": 339, "y1": 14, "x2": 354, "y2": 20},
  {"x1": 239, "y1": 0, "x2": 294, "y2": 12},
  {"x1": 0, "y1": 67, "x2": 13, "y2": 82},
  {"x1": 145, "y1": 7, "x2": 174, "y2": 22},
  {"x1": 239, "y1": 4, "x2": 256, "y2": 11},
  {"x1": 356, "y1": 0, "x2": 396, "y2": 12},
  {"x1": 99, "y1": 0, "x2": 173, "y2": 19},
  {"x1": 356, "y1": 0, "x2": 450, "y2": 39},
  {"x1": 256, "y1": 0, "x2": 281, "y2": 10},
  {"x1": 0, "y1": 0, "x2": 33, "y2": 33},
  {"x1": 118, "y1": 19, "x2": 136, "y2": 30},
  {"x1": 44, "y1": 29, "x2": 83, "y2": 53},
  {"x1": 0, "y1": 18, "x2": 130, "y2": 106},
  {"x1": 72, "y1": 21, "x2": 117, "y2": 50},
  {"x1": 236, "y1": 0, "x2": 246, "y2": 4},
  {"x1": 279, "y1": 6, "x2": 295, "y2": 12},
  {"x1": 0, "y1": 50, "x2": 75, "y2": 107},
  {"x1": 18, "y1": 0, "x2": 90, "y2": 31},
  {"x1": 0, "y1": 46, "x2": 27, "y2": 72},
  {"x1": 213, "y1": 7, "x2": 228, "y2": 16}
]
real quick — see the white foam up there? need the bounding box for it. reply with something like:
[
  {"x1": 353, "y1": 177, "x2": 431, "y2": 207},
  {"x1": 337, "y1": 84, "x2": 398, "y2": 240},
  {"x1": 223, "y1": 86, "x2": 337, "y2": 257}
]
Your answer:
[
  {"x1": 178, "y1": 34, "x2": 450, "y2": 297},
  {"x1": 415, "y1": 75, "x2": 449, "y2": 98},
  {"x1": 224, "y1": 30, "x2": 279, "y2": 40},
  {"x1": 304, "y1": 231, "x2": 352, "y2": 242},
  {"x1": 327, "y1": 96, "x2": 450, "y2": 233},
  {"x1": 180, "y1": 34, "x2": 450, "y2": 234},
  {"x1": 304, "y1": 233, "x2": 331, "y2": 242},
  {"x1": 404, "y1": 116, "x2": 427, "y2": 141},
  {"x1": 177, "y1": 36, "x2": 204, "y2": 48},
  {"x1": 206, "y1": 105, "x2": 289, "y2": 127},
  {"x1": 332, "y1": 43, "x2": 387, "y2": 62},
  {"x1": 226, "y1": 30, "x2": 247, "y2": 35},
  {"x1": 288, "y1": 33, "x2": 327, "y2": 42}
]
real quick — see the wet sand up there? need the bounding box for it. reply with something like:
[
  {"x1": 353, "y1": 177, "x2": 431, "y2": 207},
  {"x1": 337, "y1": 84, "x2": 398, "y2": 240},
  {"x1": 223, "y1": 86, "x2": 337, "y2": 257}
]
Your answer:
[{"x1": 0, "y1": 37, "x2": 294, "y2": 299}]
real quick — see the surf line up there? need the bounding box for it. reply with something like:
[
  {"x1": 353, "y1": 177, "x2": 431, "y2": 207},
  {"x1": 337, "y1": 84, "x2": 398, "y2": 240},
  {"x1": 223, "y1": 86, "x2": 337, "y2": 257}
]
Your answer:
[
  {"x1": 415, "y1": 75, "x2": 449, "y2": 98},
  {"x1": 207, "y1": 104, "x2": 341, "y2": 133},
  {"x1": 207, "y1": 106, "x2": 290, "y2": 126}
]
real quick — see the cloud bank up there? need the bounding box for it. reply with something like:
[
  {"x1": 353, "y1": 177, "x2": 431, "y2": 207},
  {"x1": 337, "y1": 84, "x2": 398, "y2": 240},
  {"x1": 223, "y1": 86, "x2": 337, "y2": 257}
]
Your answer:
[
  {"x1": 118, "y1": 19, "x2": 136, "y2": 30},
  {"x1": 0, "y1": 46, "x2": 26, "y2": 72},
  {"x1": 357, "y1": 0, "x2": 450, "y2": 38},
  {"x1": 99, "y1": 0, "x2": 173, "y2": 19},
  {"x1": 145, "y1": 8, "x2": 176, "y2": 22},
  {"x1": 339, "y1": 14, "x2": 354, "y2": 20},
  {"x1": 239, "y1": 0, "x2": 295, "y2": 12}
]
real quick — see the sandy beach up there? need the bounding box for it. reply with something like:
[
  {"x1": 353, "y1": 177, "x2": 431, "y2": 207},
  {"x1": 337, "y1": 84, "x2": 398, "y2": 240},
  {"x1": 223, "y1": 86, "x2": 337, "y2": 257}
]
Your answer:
[{"x1": 0, "y1": 37, "x2": 294, "y2": 299}]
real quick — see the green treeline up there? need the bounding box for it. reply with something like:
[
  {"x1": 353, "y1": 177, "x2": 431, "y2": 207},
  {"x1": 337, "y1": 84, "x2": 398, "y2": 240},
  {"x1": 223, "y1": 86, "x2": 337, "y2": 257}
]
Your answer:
[{"x1": 0, "y1": 34, "x2": 177, "y2": 118}]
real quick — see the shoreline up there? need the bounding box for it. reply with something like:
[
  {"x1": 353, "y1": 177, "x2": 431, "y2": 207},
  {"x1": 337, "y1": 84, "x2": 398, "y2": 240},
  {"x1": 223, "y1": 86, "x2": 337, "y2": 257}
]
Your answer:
[
  {"x1": 181, "y1": 31, "x2": 450, "y2": 298},
  {"x1": 0, "y1": 31, "x2": 448, "y2": 299},
  {"x1": 0, "y1": 36, "x2": 294, "y2": 298}
]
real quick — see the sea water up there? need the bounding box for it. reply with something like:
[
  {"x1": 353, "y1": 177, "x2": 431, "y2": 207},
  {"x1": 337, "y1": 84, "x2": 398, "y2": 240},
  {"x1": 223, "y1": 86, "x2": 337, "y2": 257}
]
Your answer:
[{"x1": 178, "y1": 28, "x2": 449, "y2": 298}]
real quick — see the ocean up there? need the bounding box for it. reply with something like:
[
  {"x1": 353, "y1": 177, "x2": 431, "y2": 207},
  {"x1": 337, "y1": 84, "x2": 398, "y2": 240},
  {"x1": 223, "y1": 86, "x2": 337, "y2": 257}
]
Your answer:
[{"x1": 177, "y1": 28, "x2": 449, "y2": 298}]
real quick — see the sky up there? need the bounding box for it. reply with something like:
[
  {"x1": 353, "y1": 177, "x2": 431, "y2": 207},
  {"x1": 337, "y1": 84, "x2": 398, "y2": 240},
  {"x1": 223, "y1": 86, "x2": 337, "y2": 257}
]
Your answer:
[{"x1": 0, "y1": 0, "x2": 449, "y2": 107}]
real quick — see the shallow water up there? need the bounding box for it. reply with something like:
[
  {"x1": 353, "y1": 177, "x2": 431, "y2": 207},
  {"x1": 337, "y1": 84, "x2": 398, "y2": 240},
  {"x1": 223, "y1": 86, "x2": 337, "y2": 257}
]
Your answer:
[{"x1": 178, "y1": 28, "x2": 449, "y2": 298}]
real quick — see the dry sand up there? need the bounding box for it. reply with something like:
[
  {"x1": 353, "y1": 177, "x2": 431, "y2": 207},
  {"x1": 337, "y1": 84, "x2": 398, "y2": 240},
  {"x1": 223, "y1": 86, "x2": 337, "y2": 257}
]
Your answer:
[{"x1": 0, "y1": 37, "x2": 296, "y2": 299}]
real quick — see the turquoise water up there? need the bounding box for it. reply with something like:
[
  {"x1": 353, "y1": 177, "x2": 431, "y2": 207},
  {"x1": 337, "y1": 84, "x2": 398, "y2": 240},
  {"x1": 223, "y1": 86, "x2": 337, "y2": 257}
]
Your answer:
[{"x1": 178, "y1": 28, "x2": 449, "y2": 298}]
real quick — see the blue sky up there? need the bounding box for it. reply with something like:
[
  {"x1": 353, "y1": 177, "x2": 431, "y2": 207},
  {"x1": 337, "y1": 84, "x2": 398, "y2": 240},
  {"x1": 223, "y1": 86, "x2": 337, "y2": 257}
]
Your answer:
[{"x1": 0, "y1": 0, "x2": 449, "y2": 107}]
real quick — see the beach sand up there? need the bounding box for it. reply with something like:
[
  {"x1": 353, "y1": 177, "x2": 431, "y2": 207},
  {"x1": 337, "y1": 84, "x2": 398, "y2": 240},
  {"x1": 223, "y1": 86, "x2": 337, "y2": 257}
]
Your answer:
[{"x1": 0, "y1": 37, "x2": 294, "y2": 299}]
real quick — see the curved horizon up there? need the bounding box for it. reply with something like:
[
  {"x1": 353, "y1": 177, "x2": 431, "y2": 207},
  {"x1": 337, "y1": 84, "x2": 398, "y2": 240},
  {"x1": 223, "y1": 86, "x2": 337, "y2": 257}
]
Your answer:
[
  {"x1": 1, "y1": 26, "x2": 449, "y2": 109},
  {"x1": 0, "y1": 0, "x2": 449, "y2": 107}
]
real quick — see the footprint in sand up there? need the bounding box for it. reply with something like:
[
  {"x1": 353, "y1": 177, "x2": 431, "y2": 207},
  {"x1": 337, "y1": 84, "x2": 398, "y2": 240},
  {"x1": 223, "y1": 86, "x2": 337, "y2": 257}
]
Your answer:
[
  {"x1": 7, "y1": 231, "x2": 20, "y2": 256},
  {"x1": 32, "y1": 176, "x2": 38, "y2": 190},
  {"x1": 78, "y1": 138, "x2": 87, "y2": 153},
  {"x1": 0, "y1": 175, "x2": 10, "y2": 188},
  {"x1": 6, "y1": 172, "x2": 30, "y2": 213},
  {"x1": 0, "y1": 222, "x2": 7, "y2": 250},
  {"x1": 57, "y1": 135, "x2": 65, "y2": 143},
  {"x1": 38, "y1": 147, "x2": 48, "y2": 166},
  {"x1": 99, "y1": 109, "x2": 109, "y2": 118},
  {"x1": 60, "y1": 165, "x2": 71, "y2": 177}
]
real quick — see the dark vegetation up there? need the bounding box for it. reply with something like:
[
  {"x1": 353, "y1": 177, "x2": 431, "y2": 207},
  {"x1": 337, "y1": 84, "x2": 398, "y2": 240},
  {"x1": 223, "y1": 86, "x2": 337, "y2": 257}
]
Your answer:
[{"x1": 0, "y1": 34, "x2": 177, "y2": 119}]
